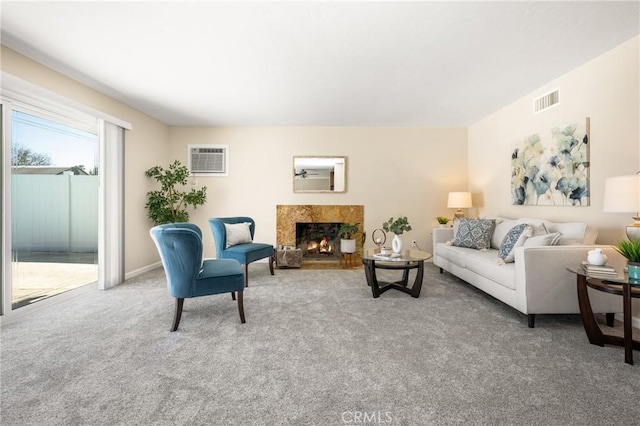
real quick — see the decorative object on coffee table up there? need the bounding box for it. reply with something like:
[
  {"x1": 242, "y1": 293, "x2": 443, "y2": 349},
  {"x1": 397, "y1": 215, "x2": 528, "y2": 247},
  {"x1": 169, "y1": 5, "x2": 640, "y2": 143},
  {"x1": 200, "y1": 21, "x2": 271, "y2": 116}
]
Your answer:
[
  {"x1": 587, "y1": 248, "x2": 608, "y2": 266},
  {"x1": 614, "y1": 239, "x2": 640, "y2": 279},
  {"x1": 382, "y1": 216, "x2": 412, "y2": 255},
  {"x1": 372, "y1": 228, "x2": 386, "y2": 250}
]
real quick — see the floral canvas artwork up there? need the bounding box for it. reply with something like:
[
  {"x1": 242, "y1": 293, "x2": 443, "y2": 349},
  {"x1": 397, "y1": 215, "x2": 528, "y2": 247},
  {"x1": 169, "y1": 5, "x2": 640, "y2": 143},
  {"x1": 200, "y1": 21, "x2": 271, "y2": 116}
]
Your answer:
[{"x1": 511, "y1": 118, "x2": 590, "y2": 206}]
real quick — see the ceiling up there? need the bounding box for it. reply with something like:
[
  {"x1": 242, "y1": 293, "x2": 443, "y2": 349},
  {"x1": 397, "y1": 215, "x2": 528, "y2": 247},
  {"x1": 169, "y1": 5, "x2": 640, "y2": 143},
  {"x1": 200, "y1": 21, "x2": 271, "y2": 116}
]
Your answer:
[{"x1": 1, "y1": 1, "x2": 639, "y2": 127}]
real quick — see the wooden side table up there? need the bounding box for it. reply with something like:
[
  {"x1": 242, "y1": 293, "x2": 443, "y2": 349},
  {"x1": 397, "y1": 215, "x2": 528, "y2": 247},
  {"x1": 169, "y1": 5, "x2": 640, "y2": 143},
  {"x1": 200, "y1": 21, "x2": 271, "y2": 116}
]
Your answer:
[{"x1": 569, "y1": 267, "x2": 640, "y2": 365}]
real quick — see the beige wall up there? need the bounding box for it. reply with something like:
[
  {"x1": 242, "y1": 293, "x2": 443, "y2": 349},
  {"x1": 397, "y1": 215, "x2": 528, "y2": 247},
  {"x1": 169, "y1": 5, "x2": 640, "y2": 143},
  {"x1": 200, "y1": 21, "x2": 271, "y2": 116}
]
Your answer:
[
  {"x1": 468, "y1": 36, "x2": 640, "y2": 245},
  {"x1": 1, "y1": 46, "x2": 171, "y2": 274},
  {"x1": 168, "y1": 126, "x2": 468, "y2": 257}
]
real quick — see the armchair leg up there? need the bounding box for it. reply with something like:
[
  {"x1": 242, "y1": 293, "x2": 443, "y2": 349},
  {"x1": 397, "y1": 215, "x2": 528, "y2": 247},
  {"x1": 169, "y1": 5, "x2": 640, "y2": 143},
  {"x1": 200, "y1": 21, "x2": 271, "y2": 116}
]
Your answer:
[
  {"x1": 244, "y1": 264, "x2": 249, "y2": 288},
  {"x1": 171, "y1": 298, "x2": 184, "y2": 332},
  {"x1": 269, "y1": 255, "x2": 275, "y2": 275},
  {"x1": 231, "y1": 292, "x2": 236, "y2": 301},
  {"x1": 237, "y1": 291, "x2": 246, "y2": 323}
]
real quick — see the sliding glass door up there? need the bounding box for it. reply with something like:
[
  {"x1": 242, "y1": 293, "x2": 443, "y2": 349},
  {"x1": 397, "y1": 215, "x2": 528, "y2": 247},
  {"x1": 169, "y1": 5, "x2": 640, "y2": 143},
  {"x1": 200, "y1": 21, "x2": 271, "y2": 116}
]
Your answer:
[{"x1": 10, "y1": 110, "x2": 99, "y2": 309}]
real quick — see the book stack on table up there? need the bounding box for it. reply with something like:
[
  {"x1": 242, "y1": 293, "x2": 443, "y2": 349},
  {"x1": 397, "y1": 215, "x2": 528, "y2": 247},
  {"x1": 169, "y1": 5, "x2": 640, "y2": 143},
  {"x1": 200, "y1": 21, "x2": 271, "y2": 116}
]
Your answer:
[{"x1": 581, "y1": 261, "x2": 618, "y2": 279}]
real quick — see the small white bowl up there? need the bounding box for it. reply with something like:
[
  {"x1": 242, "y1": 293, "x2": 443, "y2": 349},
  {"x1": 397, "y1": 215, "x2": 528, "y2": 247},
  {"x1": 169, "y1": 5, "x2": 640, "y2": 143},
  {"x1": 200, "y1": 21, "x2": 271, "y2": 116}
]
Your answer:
[{"x1": 380, "y1": 247, "x2": 392, "y2": 255}]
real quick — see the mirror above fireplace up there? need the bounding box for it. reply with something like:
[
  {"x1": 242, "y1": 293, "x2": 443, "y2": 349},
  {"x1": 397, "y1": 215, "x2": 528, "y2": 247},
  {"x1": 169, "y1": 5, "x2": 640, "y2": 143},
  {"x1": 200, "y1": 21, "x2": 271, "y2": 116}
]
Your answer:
[{"x1": 293, "y1": 156, "x2": 346, "y2": 193}]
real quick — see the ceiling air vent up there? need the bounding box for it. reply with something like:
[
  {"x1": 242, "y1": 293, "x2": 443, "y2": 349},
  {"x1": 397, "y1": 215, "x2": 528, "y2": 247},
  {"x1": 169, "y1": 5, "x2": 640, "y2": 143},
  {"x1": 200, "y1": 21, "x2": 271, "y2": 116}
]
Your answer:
[
  {"x1": 188, "y1": 144, "x2": 229, "y2": 176},
  {"x1": 533, "y1": 89, "x2": 560, "y2": 114}
]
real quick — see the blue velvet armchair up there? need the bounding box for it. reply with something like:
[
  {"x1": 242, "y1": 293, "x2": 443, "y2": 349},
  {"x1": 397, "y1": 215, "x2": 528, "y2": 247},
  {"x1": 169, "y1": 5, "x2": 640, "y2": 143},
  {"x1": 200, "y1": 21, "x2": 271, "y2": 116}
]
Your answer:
[
  {"x1": 150, "y1": 223, "x2": 246, "y2": 331},
  {"x1": 208, "y1": 217, "x2": 274, "y2": 287}
]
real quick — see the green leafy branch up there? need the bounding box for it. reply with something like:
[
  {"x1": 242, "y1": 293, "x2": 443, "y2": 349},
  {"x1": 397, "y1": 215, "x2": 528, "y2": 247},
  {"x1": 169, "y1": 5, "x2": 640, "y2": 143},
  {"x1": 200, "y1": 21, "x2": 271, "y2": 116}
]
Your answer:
[{"x1": 145, "y1": 160, "x2": 207, "y2": 225}]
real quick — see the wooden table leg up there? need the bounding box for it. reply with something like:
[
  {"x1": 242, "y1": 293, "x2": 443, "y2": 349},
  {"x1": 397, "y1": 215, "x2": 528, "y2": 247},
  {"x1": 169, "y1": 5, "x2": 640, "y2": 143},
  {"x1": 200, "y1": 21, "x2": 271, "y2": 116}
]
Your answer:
[
  {"x1": 623, "y1": 283, "x2": 633, "y2": 365},
  {"x1": 363, "y1": 259, "x2": 380, "y2": 298},
  {"x1": 410, "y1": 261, "x2": 425, "y2": 298},
  {"x1": 576, "y1": 273, "x2": 605, "y2": 346}
]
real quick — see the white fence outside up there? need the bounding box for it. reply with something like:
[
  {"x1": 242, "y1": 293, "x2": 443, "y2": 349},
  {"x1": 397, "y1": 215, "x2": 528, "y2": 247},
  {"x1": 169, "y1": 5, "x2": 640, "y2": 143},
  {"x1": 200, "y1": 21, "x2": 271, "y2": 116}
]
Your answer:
[{"x1": 12, "y1": 175, "x2": 98, "y2": 252}]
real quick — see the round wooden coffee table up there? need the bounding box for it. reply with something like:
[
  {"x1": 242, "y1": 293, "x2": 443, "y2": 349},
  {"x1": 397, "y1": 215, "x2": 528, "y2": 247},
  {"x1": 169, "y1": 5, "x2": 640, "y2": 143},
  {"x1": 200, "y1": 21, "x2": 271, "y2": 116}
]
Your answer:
[{"x1": 362, "y1": 249, "x2": 432, "y2": 298}]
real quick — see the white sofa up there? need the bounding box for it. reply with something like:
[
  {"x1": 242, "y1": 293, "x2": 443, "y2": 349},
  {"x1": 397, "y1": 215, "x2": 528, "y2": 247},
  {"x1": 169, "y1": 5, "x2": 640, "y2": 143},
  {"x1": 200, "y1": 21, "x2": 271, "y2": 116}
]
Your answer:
[{"x1": 432, "y1": 217, "x2": 624, "y2": 328}]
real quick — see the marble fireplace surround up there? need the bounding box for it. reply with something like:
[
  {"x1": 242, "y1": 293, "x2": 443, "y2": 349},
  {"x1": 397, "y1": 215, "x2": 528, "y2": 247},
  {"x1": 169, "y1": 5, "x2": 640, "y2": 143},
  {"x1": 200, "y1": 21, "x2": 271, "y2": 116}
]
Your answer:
[{"x1": 276, "y1": 205, "x2": 365, "y2": 252}]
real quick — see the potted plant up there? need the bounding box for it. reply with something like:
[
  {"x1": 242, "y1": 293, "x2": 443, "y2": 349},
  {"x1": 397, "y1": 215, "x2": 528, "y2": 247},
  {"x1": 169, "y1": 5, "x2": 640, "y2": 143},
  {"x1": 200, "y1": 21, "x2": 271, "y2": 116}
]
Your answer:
[
  {"x1": 382, "y1": 216, "x2": 412, "y2": 254},
  {"x1": 145, "y1": 160, "x2": 208, "y2": 225},
  {"x1": 338, "y1": 222, "x2": 360, "y2": 254},
  {"x1": 436, "y1": 216, "x2": 450, "y2": 228},
  {"x1": 614, "y1": 239, "x2": 640, "y2": 279}
]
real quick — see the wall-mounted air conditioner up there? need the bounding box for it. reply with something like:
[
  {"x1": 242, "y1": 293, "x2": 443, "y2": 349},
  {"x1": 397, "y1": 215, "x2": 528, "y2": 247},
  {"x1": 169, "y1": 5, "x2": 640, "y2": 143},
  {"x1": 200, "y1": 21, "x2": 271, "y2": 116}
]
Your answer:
[{"x1": 188, "y1": 144, "x2": 229, "y2": 176}]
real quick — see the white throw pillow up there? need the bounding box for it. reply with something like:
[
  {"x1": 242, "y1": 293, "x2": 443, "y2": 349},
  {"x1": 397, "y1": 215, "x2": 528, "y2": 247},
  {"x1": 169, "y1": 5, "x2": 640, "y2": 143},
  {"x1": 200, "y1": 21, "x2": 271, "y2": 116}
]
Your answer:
[
  {"x1": 225, "y1": 222, "x2": 253, "y2": 248},
  {"x1": 546, "y1": 222, "x2": 589, "y2": 245},
  {"x1": 522, "y1": 232, "x2": 562, "y2": 247}
]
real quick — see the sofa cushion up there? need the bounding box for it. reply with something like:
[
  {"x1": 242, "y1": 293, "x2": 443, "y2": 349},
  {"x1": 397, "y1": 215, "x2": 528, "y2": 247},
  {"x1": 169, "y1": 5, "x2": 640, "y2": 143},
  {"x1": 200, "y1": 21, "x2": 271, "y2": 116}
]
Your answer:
[
  {"x1": 546, "y1": 222, "x2": 596, "y2": 245},
  {"x1": 435, "y1": 243, "x2": 469, "y2": 268},
  {"x1": 453, "y1": 218, "x2": 496, "y2": 250},
  {"x1": 498, "y1": 224, "x2": 532, "y2": 263},
  {"x1": 523, "y1": 232, "x2": 562, "y2": 247},
  {"x1": 464, "y1": 249, "x2": 516, "y2": 290}
]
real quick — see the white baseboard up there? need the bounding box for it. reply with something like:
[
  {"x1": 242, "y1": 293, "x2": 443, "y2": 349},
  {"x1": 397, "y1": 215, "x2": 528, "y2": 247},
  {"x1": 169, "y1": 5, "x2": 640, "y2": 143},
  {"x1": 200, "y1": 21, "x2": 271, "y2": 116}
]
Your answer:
[{"x1": 124, "y1": 261, "x2": 162, "y2": 281}]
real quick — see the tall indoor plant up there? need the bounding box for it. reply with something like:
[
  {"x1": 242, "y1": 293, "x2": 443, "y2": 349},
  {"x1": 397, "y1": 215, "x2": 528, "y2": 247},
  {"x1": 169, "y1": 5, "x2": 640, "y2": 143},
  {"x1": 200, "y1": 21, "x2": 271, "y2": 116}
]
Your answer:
[
  {"x1": 614, "y1": 239, "x2": 640, "y2": 279},
  {"x1": 382, "y1": 216, "x2": 412, "y2": 254},
  {"x1": 145, "y1": 160, "x2": 208, "y2": 225}
]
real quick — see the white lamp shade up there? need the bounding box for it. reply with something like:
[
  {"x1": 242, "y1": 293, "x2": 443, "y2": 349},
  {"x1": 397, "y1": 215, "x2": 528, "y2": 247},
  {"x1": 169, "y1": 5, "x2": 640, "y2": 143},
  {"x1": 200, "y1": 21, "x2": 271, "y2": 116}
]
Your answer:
[
  {"x1": 447, "y1": 192, "x2": 472, "y2": 209},
  {"x1": 603, "y1": 175, "x2": 640, "y2": 213}
]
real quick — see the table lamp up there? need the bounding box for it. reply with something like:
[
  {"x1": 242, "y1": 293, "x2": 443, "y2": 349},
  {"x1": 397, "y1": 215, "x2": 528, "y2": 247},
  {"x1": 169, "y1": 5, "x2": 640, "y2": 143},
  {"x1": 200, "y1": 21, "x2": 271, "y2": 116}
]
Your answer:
[
  {"x1": 447, "y1": 192, "x2": 472, "y2": 219},
  {"x1": 603, "y1": 173, "x2": 640, "y2": 241}
]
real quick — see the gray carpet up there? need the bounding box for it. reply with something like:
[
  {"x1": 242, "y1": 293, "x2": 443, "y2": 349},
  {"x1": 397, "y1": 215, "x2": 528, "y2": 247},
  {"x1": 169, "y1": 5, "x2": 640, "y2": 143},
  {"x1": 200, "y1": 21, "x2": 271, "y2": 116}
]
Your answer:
[{"x1": 1, "y1": 262, "x2": 639, "y2": 425}]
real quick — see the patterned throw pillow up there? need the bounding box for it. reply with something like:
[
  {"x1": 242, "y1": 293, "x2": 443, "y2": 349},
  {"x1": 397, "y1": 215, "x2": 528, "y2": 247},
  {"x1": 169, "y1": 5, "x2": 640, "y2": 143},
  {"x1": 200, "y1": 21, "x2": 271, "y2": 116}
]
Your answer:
[
  {"x1": 453, "y1": 218, "x2": 496, "y2": 250},
  {"x1": 498, "y1": 224, "x2": 532, "y2": 263}
]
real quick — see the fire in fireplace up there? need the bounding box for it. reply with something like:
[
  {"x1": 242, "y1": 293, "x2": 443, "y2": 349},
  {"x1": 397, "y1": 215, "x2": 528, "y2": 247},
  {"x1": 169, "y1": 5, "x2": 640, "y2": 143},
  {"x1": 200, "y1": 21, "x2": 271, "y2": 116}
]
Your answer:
[{"x1": 296, "y1": 222, "x2": 342, "y2": 259}]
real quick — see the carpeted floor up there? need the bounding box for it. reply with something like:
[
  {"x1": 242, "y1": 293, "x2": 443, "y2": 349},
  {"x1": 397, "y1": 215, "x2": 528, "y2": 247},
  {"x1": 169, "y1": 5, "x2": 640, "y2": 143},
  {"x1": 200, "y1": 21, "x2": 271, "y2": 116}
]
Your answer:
[{"x1": 1, "y1": 262, "x2": 639, "y2": 425}]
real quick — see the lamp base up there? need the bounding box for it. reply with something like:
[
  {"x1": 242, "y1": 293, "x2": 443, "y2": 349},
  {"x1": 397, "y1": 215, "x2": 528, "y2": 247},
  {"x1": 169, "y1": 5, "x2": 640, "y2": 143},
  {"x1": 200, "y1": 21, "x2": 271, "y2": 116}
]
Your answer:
[
  {"x1": 453, "y1": 209, "x2": 465, "y2": 219},
  {"x1": 626, "y1": 225, "x2": 640, "y2": 242}
]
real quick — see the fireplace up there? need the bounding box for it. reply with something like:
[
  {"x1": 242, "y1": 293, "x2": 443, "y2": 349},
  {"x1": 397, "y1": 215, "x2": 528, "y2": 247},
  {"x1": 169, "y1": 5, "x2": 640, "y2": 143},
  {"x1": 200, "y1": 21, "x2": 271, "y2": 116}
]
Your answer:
[
  {"x1": 276, "y1": 205, "x2": 364, "y2": 268},
  {"x1": 296, "y1": 222, "x2": 342, "y2": 259}
]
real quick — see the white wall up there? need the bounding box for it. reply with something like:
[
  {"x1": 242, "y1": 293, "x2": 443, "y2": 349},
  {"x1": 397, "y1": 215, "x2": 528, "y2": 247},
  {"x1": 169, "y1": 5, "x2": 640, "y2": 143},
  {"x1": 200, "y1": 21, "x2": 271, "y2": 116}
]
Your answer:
[
  {"x1": 168, "y1": 127, "x2": 468, "y2": 257},
  {"x1": 468, "y1": 36, "x2": 639, "y2": 245},
  {"x1": 469, "y1": 35, "x2": 640, "y2": 322}
]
